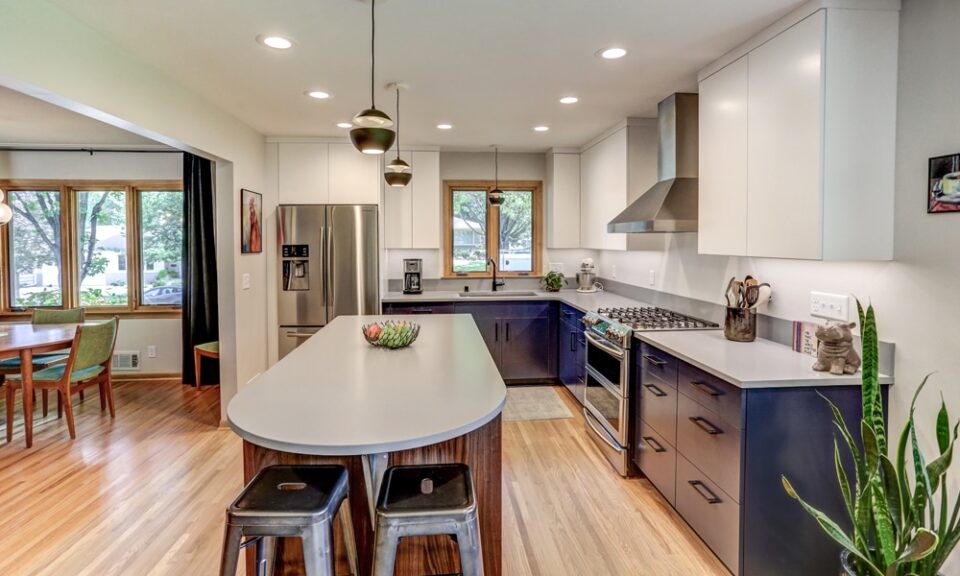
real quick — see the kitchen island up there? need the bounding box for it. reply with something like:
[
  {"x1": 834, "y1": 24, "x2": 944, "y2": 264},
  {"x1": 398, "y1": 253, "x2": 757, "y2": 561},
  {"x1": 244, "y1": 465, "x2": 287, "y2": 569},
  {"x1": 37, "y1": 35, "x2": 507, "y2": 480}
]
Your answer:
[{"x1": 228, "y1": 314, "x2": 506, "y2": 576}]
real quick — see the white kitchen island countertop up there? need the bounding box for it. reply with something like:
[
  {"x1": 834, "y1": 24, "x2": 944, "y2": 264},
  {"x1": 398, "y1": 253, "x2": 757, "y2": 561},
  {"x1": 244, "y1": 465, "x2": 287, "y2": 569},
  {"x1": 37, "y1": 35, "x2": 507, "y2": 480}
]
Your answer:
[{"x1": 227, "y1": 314, "x2": 506, "y2": 456}]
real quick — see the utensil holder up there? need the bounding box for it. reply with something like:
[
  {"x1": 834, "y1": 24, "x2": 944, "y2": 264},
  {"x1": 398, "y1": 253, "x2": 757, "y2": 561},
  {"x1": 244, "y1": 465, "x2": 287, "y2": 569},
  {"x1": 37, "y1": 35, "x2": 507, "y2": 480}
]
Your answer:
[{"x1": 724, "y1": 307, "x2": 757, "y2": 342}]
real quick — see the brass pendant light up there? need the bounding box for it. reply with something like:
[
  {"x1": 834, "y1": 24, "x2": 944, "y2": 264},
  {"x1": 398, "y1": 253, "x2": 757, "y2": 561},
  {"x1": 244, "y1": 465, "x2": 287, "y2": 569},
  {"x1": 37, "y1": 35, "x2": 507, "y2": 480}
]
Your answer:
[
  {"x1": 384, "y1": 85, "x2": 412, "y2": 187},
  {"x1": 489, "y1": 146, "x2": 504, "y2": 206},
  {"x1": 350, "y1": 0, "x2": 395, "y2": 154}
]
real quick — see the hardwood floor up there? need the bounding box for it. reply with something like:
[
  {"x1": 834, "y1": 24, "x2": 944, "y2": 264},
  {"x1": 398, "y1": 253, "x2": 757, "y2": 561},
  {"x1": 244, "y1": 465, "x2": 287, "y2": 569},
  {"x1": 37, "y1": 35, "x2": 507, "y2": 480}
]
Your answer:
[{"x1": 0, "y1": 381, "x2": 729, "y2": 575}]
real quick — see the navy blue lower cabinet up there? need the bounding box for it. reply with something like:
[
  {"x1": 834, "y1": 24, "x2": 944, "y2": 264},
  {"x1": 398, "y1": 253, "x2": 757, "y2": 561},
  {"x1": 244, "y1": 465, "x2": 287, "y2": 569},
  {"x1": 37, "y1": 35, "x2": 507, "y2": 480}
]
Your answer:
[
  {"x1": 559, "y1": 317, "x2": 585, "y2": 403},
  {"x1": 454, "y1": 301, "x2": 557, "y2": 382},
  {"x1": 633, "y1": 343, "x2": 882, "y2": 576}
]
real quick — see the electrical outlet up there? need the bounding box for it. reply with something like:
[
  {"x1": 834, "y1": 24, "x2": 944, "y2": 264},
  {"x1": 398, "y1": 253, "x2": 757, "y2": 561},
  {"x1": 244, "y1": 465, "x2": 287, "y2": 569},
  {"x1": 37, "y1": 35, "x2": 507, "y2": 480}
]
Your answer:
[
  {"x1": 242, "y1": 273, "x2": 251, "y2": 290},
  {"x1": 611, "y1": 264, "x2": 617, "y2": 279},
  {"x1": 147, "y1": 345, "x2": 157, "y2": 358},
  {"x1": 648, "y1": 270, "x2": 656, "y2": 287},
  {"x1": 549, "y1": 262, "x2": 564, "y2": 274},
  {"x1": 810, "y1": 291, "x2": 850, "y2": 321}
]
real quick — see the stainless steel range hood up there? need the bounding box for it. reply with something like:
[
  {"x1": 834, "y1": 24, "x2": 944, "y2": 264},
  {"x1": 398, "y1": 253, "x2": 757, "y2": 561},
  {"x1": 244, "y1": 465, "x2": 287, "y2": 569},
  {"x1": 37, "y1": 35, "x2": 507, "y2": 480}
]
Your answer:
[{"x1": 608, "y1": 93, "x2": 699, "y2": 233}]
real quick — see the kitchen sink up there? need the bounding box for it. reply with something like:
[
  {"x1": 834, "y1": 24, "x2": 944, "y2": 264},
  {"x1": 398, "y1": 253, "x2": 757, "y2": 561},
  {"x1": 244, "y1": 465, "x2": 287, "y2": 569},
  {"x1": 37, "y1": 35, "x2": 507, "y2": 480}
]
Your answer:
[{"x1": 458, "y1": 290, "x2": 538, "y2": 298}]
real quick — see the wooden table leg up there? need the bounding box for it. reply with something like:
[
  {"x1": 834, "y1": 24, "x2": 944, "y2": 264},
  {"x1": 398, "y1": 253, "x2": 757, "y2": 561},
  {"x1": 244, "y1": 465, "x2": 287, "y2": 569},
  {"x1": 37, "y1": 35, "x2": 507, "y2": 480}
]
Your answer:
[{"x1": 20, "y1": 349, "x2": 33, "y2": 448}]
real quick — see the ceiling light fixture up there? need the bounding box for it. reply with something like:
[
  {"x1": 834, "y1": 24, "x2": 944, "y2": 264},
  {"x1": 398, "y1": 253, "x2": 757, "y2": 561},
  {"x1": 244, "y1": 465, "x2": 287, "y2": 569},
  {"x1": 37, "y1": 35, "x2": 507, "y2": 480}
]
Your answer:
[
  {"x1": 384, "y1": 85, "x2": 412, "y2": 188},
  {"x1": 258, "y1": 35, "x2": 293, "y2": 50},
  {"x1": 489, "y1": 146, "x2": 504, "y2": 206},
  {"x1": 533, "y1": 126, "x2": 550, "y2": 132},
  {"x1": 598, "y1": 47, "x2": 627, "y2": 59},
  {"x1": 337, "y1": 122, "x2": 353, "y2": 129},
  {"x1": 306, "y1": 90, "x2": 331, "y2": 99},
  {"x1": 349, "y1": 0, "x2": 395, "y2": 155},
  {"x1": 559, "y1": 96, "x2": 579, "y2": 104},
  {"x1": 436, "y1": 123, "x2": 453, "y2": 130}
]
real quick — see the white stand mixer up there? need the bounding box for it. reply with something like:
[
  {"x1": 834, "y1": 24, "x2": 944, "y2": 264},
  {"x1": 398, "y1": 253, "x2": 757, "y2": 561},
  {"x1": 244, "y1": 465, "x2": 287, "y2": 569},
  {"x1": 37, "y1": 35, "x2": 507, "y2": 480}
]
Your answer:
[{"x1": 576, "y1": 259, "x2": 602, "y2": 293}]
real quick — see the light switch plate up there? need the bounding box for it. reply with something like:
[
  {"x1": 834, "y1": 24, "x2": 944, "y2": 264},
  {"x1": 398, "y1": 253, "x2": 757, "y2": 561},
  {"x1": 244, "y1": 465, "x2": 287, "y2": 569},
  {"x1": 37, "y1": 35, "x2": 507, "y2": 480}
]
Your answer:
[
  {"x1": 611, "y1": 264, "x2": 617, "y2": 279},
  {"x1": 549, "y1": 262, "x2": 564, "y2": 274},
  {"x1": 147, "y1": 345, "x2": 157, "y2": 358},
  {"x1": 242, "y1": 273, "x2": 251, "y2": 290},
  {"x1": 648, "y1": 270, "x2": 656, "y2": 287},
  {"x1": 810, "y1": 291, "x2": 850, "y2": 321}
]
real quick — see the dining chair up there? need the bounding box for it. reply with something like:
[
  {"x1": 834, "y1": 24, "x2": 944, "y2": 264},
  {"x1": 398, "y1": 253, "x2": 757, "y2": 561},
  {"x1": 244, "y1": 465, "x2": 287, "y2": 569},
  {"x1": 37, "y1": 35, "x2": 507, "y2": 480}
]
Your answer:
[
  {"x1": 4, "y1": 317, "x2": 119, "y2": 440},
  {"x1": 0, "y1": 308, "x2": 86, "y2": 417}
]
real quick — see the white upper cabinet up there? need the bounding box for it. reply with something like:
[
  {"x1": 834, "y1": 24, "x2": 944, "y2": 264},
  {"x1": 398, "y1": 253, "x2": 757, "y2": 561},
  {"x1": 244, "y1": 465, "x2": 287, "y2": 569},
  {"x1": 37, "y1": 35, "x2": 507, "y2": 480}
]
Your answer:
[
  {"x1": 383, "y1": 150, "x2": 441, "y2": 249},
  {"x1": 278, "y1": 142, "x2": 328, "y2": 204},
  {"x1": 328, "y1": 143, "x2": 380, "y2": 204},
  {"x1": 545, "y1": 152, "x2": 581, "y2": 249},
  {"x1": 697, "y1": 4, "x2": 899, "y2": 261},
  {"x1": 580, "y1": 127, "x2": 628, "y2": 250},
  {"x1": 698, "y1": 56, "x2": 748, "y2": 257}
]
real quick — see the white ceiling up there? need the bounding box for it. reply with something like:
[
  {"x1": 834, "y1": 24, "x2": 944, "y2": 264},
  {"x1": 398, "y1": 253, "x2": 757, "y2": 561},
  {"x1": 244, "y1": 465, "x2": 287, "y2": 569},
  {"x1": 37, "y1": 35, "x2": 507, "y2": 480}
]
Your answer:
[
  {"x1": 49, "y1": 0, "x2": 802, "y2": 151},
  {"x1": 0, "y1": 85, "x2": 160, "y2": 147}
]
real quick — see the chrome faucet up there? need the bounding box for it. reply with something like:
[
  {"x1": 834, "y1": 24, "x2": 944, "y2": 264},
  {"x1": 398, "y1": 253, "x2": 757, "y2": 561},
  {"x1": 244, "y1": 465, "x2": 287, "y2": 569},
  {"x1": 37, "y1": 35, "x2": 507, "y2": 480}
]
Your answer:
[{"x1": 488, "y1": 258, "x2": 505, "y2": 292}]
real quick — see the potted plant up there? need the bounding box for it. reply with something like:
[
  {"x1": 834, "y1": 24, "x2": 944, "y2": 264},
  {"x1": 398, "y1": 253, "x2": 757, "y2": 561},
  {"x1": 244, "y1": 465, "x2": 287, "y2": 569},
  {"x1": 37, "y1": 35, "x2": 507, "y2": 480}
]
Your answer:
[
  {"x1": 540, "y1": 270, "x2": 567, "y2": 292},
  {"x1": 782, "y1": 301, "x2": 958, "y2": 576}
]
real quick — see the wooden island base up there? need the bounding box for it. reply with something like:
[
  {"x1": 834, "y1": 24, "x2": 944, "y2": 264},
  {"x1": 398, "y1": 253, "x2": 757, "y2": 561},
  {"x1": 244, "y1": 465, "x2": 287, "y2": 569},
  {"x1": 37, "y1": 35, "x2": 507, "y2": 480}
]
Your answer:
[{"x1": 242, "y1": 415, "x2": 502, "y2": 576}]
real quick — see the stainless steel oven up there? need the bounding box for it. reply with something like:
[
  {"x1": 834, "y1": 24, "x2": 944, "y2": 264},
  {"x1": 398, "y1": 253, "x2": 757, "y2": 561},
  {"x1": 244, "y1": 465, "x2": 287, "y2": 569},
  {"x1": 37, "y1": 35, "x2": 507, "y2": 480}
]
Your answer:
[{"x1": 583, "y1": 329, "x2": 632, "y2": 476}]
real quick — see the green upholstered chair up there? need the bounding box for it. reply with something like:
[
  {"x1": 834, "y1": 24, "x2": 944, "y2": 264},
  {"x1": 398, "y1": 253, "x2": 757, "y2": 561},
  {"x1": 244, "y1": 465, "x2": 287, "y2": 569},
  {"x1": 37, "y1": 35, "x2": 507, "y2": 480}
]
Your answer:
[
  {"x1": 0, "y1": 308, "x2": 86, "y2": 417},
  {"x1": 193, "y1": 341, "x2": 219, "y2": 388},
  {"x1": 4, "y1": 317, "x2": 119, "y2": 441}
]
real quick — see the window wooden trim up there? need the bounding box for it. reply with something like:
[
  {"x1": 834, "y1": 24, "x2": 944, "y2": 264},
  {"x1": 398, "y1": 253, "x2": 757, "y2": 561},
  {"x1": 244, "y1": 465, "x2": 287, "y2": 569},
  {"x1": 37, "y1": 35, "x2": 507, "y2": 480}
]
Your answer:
[
  {"x1": 442, "y1": 179, "x2": 543, "y2": 279},
  {"x1": 0, "y1": 179, "x2": 183, "y2": 317}
]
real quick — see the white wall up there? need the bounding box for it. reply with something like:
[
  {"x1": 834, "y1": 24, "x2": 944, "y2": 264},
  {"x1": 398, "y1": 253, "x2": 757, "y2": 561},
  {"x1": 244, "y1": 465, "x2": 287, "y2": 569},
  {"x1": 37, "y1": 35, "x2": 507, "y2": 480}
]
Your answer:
[
  {"x1": 0, "y1": 0, "x2": 268, "y2": 418},
  {"x1": 599, "y1": 4, "x2": 960, "y2": 570},
  {"x1": 385, "y1": 151, "x2": 595, "y2": 280},
  {"x1": 0, "y1": 150, "x2": 184, "y2": 374}
]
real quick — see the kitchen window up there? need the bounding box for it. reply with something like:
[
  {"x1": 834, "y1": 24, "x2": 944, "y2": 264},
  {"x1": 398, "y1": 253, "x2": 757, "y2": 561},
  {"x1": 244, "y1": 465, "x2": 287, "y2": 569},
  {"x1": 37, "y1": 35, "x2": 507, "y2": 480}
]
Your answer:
[
  {"x1": 0, "y1": 180, "x2": 183, "y2": 315},
  {"x1": 442, "y1": 180, "x2": 543, "y2": 278}
]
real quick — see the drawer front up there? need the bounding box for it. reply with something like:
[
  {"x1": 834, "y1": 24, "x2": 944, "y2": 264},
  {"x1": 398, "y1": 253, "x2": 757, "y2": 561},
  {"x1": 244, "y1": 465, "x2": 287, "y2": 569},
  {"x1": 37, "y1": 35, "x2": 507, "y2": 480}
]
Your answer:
[
  {"x1": 639, "y1": 376, "x2": 678, "y2": 446},
  {"x1": 678, "y1": 362, "x2": 743, "y2": 429},
  {"x1": 676, "y1": 454, "x2": 741, "y2": 575},
  {"x1": 638, "y1": 343, "x2": 679, "y2": 389},
  {"x1": 383, "y1": 302, "x2": 455, "y2": 315},
  {"x1": 636, "y1": 420, "x2": 677, "y2": 506},
  {"x1": 677, "y1": 393, "x2": 741, "y2": 501},
  {"x1": 559, "y1": 303, "x2": 585, "y2": 324}
]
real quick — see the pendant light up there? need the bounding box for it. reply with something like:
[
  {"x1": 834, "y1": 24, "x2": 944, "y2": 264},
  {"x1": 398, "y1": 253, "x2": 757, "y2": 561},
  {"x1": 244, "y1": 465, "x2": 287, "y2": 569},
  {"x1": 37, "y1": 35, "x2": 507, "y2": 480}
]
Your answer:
[
  {"x1": 384, "y1": 85, "x2": 412, "y2": 187},
  {"x1": 489, "y1": 146, "x2": 504, "y2": 206},
  {"x1": 350, "y1": 0, "x2": 395, "y2": 154}
]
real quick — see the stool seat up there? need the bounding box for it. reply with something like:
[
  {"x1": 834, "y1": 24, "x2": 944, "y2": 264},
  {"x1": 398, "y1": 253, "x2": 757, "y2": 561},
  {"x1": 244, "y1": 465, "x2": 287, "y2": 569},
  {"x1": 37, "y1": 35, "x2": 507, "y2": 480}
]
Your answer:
[
  {"x1": 196, "y1": 341, "x2": 220, "y2": 354},
  {"x1": 230, "y1": 465, "x2": 347, "y2": 525},
  {"x1": 379, "y1": 463, "x2": 473, "y2": 513}
]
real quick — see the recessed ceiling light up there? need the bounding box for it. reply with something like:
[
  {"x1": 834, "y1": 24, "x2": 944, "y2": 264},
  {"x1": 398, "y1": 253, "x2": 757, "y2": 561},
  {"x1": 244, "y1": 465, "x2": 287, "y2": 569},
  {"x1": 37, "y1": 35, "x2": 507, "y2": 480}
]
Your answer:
[
  {"x1": 337, "y1": 122, "x2": 353, "y2": 129},
  {"x1": 533, "y1": 126, "x2": 550, "y2": 132},
  {"x1": 436, "y1": 124, "x2": 453, "y2": 130},
  {"x1": 306, "y1": 90, "x2": 331, "y2": 99},
  {"x1": 559, "y1": 96, "x2": 579, "y2": 104},
  {"x1": 258, "y1": 35, "x2": 293, "y2": 50},
  {"x1": 598, "y1": 47, "x2": 627, "y2": 60}
]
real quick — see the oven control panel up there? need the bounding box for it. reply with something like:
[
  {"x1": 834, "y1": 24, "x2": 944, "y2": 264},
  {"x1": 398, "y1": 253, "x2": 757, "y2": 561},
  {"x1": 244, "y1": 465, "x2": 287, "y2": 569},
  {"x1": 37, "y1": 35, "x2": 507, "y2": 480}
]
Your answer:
[{"x1": 582, "y1": 312, "x2": 633, "y2": 348}]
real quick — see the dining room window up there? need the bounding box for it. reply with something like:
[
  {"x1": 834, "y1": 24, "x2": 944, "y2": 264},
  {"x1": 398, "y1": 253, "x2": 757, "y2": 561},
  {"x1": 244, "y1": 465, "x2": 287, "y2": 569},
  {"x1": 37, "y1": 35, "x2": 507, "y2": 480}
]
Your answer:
[
  {"x1": 0, "y1": 180, "x2": 183, "y2": 315},
  {"x1": 442, "y1": 180, "x2": 543, "y2": 278}
]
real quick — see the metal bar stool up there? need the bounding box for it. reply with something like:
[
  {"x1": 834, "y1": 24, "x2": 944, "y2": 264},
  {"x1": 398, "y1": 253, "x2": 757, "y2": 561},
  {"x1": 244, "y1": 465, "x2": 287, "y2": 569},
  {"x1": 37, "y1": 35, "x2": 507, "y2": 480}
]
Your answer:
[
  {"x1": 372, "y1": 463, "x2": 483, "y2": 576},
  {"x1": 220, "y1": 464, "x2": 359, "y2": 576}
]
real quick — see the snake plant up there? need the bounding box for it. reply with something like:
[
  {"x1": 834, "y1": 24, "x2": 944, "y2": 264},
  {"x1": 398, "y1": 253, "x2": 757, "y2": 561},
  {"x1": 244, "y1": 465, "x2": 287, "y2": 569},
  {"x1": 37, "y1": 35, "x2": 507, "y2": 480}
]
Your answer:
[{"x1": 782, "y1": 301, "x2": 959, "y2": 576}]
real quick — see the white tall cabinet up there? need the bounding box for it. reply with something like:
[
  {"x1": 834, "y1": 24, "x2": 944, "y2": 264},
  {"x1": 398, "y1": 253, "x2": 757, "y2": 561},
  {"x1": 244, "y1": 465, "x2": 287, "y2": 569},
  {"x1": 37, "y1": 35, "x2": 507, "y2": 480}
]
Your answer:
[
  {"x1": 383, "y1": 150, "x2": 441, "y2": 249},
  {"x1": 697, "y1": 3, "x2": 899, "y2": 261},
  {"x1": 545, "y1": 151, "x2": 580, "y2": 249}
]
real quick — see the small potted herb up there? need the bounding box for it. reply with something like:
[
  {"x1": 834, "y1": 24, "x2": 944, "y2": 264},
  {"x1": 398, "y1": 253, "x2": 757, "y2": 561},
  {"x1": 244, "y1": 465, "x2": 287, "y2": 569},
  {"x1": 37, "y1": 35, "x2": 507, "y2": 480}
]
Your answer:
[{"x1": 539, "y1": 271, "x2": 567, "y2": 292}]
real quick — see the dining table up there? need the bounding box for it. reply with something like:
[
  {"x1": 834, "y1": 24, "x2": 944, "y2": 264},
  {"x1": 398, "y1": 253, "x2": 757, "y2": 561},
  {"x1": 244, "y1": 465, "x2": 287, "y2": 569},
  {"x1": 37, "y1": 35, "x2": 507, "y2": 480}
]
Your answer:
[{"x1": 0, "y1": 323, "x2": 79, "y2": 448}]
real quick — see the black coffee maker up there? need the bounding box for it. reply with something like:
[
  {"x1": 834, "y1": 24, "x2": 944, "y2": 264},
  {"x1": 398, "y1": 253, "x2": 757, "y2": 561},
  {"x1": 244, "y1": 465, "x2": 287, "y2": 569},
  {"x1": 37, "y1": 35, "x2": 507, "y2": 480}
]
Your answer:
[{"x1": 402, "y1": 258, "x2": 422, "y2": 294}]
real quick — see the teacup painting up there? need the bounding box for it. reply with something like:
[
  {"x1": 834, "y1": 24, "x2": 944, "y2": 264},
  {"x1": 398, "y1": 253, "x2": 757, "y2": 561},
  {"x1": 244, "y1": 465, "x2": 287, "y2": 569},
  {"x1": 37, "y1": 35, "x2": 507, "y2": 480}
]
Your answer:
[{"x1": 929, "y1": 153, "x2": 960, "y2": 213}]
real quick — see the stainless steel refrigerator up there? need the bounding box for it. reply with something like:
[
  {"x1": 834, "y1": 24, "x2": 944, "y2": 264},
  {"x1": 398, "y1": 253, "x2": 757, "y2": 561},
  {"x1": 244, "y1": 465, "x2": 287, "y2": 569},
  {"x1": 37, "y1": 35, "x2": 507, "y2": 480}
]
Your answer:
[{"x1": 277, "y1": 205, "x2": 379, "y2": 358}]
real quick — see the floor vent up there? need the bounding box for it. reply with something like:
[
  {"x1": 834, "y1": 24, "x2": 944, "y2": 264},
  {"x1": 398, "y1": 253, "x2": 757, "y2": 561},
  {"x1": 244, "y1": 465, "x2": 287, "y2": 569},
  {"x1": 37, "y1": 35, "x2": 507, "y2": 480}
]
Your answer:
[{"x1": 112, "y1": 351, "x2": 141, "y2": 371}]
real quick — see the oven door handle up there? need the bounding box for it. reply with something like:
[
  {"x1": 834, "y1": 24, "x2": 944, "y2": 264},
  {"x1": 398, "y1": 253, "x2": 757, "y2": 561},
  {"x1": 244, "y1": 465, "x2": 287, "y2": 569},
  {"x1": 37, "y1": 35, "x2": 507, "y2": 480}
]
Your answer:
[
  {"x1": 585, "y1": 366, "x2": 623, "y2": 397},
  {"x1": 584, "y1": 409, "x2": 622, "y2": 452},
  {"x1": 585, "y1": 331, "x2": 625, "y2": 360}
]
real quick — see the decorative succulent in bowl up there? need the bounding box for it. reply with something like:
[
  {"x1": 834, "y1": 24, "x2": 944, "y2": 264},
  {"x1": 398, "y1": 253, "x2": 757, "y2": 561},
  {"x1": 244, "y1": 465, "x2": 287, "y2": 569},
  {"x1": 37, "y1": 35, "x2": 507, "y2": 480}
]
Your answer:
[
  {"x1": 540, "y1": 271, "x2": 567, "y2": 292},
  {"x1": 362, "y1": 320, "x2": 420, "y2": 349}
]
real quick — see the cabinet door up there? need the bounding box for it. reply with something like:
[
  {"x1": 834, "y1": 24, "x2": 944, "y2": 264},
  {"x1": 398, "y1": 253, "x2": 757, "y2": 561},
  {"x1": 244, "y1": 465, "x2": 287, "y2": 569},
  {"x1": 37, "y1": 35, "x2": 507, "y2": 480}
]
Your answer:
[
  {"x1": 329, "y1": 143, "x2": 380, "y2": 204},
  {"x1": 546, "y1": 153, "x2": 581, "y2": 248},
  {"x1": 747, "y1": 11, "x2": 825, "y2": 259},
  {"x1": 384, "y1": 151, "x2": 413, "y2": 248},
  {"x1": 558, "y1": 320, "x2": 579, "y2": 385},
  {"x1": 501, "y1": 315, "x2": 553, "y2": 380},
  {"x1": 698, "y1": 56, "x2": 749, "y2": 256},
  {"x1": 580, "y1": 128, "x2": 627, "y2": 251},
  {"x1": 411, "y1": 151, "x2": 441, "y2": 248},
  {"x1": 278, "y1": 142, "x2": 329, "y2": 204}
]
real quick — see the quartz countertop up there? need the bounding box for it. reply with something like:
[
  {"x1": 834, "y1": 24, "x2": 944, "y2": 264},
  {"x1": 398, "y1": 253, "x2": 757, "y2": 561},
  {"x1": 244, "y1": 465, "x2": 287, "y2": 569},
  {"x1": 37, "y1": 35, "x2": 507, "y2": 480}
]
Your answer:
[
  {"x1": 227, "y1": 314, "x2": 506, "y2": 455},
  {"x1": 382, "y1": 289, "x2": 653, "y2": 314}
]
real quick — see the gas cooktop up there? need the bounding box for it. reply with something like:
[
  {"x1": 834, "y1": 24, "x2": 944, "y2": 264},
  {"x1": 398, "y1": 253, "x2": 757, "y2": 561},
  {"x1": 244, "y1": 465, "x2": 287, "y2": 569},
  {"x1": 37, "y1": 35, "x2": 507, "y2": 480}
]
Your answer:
[{"x1": 595, "y1": 306, "x2": 719, "y2": 331}]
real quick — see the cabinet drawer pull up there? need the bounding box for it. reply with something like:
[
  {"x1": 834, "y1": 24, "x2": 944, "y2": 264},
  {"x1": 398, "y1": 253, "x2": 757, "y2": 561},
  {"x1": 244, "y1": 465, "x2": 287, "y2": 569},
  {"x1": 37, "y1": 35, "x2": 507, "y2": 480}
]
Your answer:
[
  {"x1": 642, "y1": 354, "x2": 666, "y2": 367},
  {"x1": 410, "y1": 307, "x2": 434, "y2": 314},
  {"x1": 494, "y1": 323, "x2": 499, "y2": 342},
  {"x1": 570, "y1": 331, "x2": 577, "y2": 352},
  {"x1": 688, "y1": 480, "x2": 722, "y2": 504},
  {"x1": 644, "y1": 383, "x2": 667, "y2": 398},
  {"x1": 506, "y1": 322, "x2": 510, "y2": 341},
  {"x1": 562, "y1": 310, "x2": 575, "y2": 317},
  {"x1": 690, "y1": 380, "x2": 724, "y2": 397},
  {"x1": 689, "y1": 416, "x2": 723, "y2": 435},
  {"x1": 642, "y1": 436, "x2": 666, "y2": 453}
]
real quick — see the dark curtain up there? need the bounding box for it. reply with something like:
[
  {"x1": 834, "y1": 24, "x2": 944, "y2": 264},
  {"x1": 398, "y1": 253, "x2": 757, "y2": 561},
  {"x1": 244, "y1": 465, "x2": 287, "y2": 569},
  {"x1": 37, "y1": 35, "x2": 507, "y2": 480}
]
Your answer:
[{"x1": 181, "y1": 153, "x2": 220, "y2": 385}]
